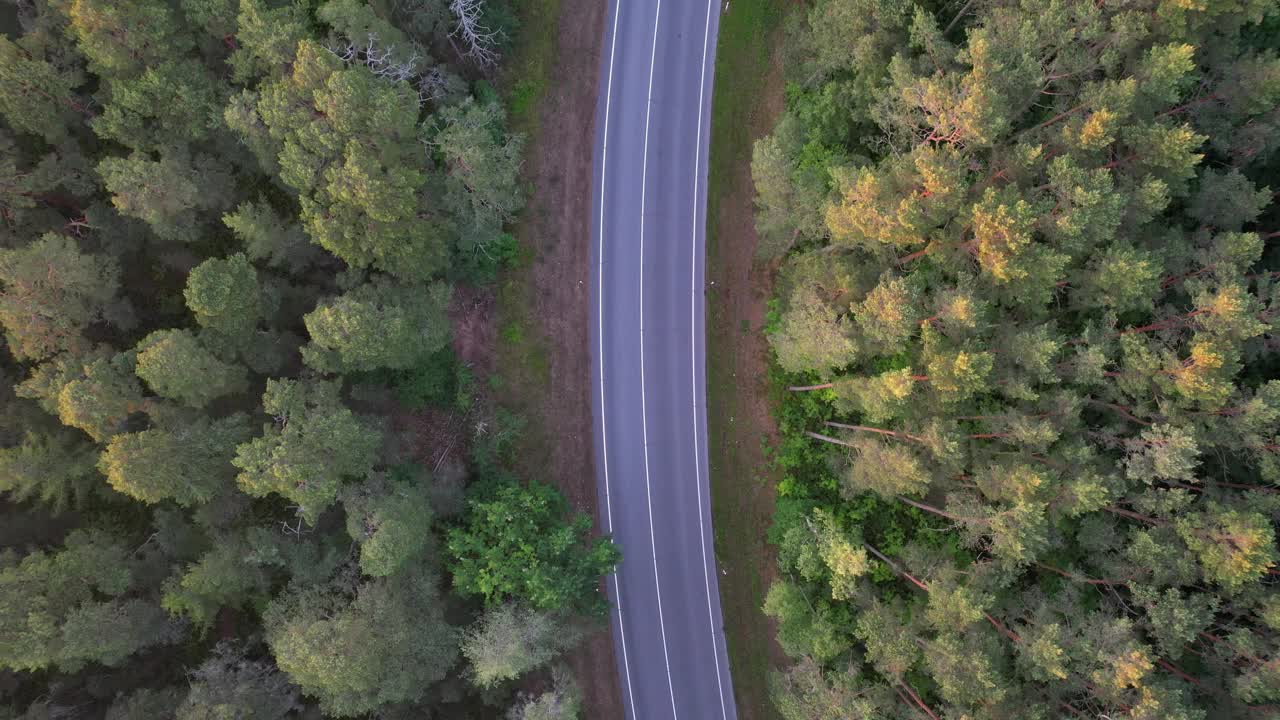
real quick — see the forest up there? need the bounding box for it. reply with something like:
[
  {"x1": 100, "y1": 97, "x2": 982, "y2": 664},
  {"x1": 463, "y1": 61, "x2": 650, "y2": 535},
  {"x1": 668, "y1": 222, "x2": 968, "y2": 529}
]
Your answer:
[
  {"x1": 754, "y1": 0, "x2": 1280, "y2": 716},
  {"x1": 0, "y1": 0, "x2": 617, "y2": 718}
]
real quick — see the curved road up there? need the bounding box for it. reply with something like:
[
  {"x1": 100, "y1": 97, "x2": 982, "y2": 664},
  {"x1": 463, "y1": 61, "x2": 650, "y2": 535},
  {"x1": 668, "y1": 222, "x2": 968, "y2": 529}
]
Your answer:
[{"x1": 589, "y1": 0, "x2": 735, "y2": 718}]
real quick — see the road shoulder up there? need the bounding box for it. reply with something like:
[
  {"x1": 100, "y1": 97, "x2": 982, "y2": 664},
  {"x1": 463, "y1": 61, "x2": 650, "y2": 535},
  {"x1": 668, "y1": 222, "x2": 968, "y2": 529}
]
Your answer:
[
  {"x1": 494, "y1": 0, "x2": 624, "y2": 715},
  {"x1": 705, "y1": 1, "x2": 791, "y2": 718}
]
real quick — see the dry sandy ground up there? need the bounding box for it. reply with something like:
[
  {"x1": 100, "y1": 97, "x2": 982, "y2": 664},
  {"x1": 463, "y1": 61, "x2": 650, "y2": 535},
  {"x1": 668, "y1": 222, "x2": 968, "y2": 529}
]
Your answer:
[
  {"x1": 704, "y1": 26, "x2": 790, "y2": 720},
  {"x1": 501, "y1": 0, "x2": 624, "y2": 716}
]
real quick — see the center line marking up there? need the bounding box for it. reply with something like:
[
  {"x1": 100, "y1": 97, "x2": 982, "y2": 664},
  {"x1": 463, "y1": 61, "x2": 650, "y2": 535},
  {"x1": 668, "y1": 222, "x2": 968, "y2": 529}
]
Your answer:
[{"x1": 637, "y1": 0, "x2": 679, "y2": 716}]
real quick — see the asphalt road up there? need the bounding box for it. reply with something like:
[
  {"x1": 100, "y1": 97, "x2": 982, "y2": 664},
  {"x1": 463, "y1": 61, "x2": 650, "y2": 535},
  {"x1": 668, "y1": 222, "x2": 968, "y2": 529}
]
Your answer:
[{"x1": 589, "y1": 0, "x2": 736, "y2": 717}]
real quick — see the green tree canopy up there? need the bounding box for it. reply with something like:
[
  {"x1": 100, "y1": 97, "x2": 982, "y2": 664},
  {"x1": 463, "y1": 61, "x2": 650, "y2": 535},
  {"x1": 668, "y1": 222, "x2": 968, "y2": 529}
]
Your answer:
[
  {"x1": 98, "y1": 150, "x2": 234, "y2": 243},
  {"x1": 134, "y1": 329, "x2": 248, "y2": 408},
  {"x1": 756, "y1": 0, "x2": 1280, "y2": 712},
  {"x1": 236, "y1": 40, "x2": 451, "y2": 279},
  {"x1": 0, "y1": 530, "x2": 180, "y2": 672},
  {"x1": 302, "y1": 279, "x2": 451, "y2": 373},
  {"x1": 446, "y1": 480, "x2": 620, "y2": 613},
  {"x1": 62, "y1": 0, "x2": 191, "y2": 78},
  {"x1": 341, "y1": 472, "x2": 433, "y2": 577},
  {"x1": 222, "y1": 199, "x2": 322, "y2": 272},
  {"x1": 433, "y1": 98, "x2": 525, "y2": 261},
  {"x1": 233, "y1": 378, "x2": 381, "y2": 523},
  {"x1": 263, "y1": 567, "x2": 458, "y2": 716},
  {"x1": 91, "y1": 59, "x2": 223, "y2": 152},
  {"x1": 461, "y1": 603, "x2": 583, "y2": 688},
  {"x1": 184, "y1": 253, "x2": 264, "y2": 346},
  {"x1": 15, "y1": 350, "x2": 145, "y2": 442},
  {"x1": 0, "y1": 36, "x2": 84, "y2": 142},
  {"x1": 160, "y1": 535, "x2": 273, "y2": 629},
  {"x1": 99, "y1": 414, "x2": 250, "y2": 506},
  {"x1": 0, "y1": 429, "x2": 100, "y2": 512},
  {"x1": 0, "y1": 234, "x2": 121, "y2": 361}
]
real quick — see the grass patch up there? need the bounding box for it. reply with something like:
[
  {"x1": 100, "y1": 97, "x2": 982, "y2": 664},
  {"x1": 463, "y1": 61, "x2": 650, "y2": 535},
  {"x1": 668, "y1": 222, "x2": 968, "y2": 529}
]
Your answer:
[
  {"x1": 497, "y1": 0, "x2": 561, "y2": 135},
  {"x1": 705, "y1": 0, "x2": 789, "y2": 718},
  {"x1": 485, "y1": 0, "x2": 560, "y2": 477},
  {"x1": 705, "y1": 0, "x2": 785, "y2": 228},
  {"x1": 489, "y1": 250, "x2": 553, "y2": 472}
]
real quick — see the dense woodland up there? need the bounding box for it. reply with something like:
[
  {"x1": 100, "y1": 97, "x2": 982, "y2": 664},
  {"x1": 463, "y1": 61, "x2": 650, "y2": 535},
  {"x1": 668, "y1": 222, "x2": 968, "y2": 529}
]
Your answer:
[
  {"x1": 0, "y1": 1, "x2": 616, "y2": 718},
  {"x1": 756, "y1": 0, "x2": 1280, "y2": 716}
]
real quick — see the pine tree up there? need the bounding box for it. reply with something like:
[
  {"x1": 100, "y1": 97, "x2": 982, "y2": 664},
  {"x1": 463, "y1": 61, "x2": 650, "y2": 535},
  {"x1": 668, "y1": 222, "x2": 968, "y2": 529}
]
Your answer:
[
  {"x1": 0, "y1": 429, "x2": 100, "y2": 512},
  {"x1": 184, "y1": 253, "x2": 264, "y2": 348},
  {"x1": 91, "y1": 59, "x2": 223, "y2": 152},
  {"x1": 99, "y1": 414, "x2": 250, "y2": 506},
  {"x1": 98, "y1": 150, "x2": 234, "y2": 243},
  {"x1": 263, "y1": 566, "x2": 459, "y2": 716},
  {"x1": 433, "y1": 98, "x2": 525, "y2": 257},
  {"x1": 0, "y1": 37, "x2": 85, "y2": 142},
  {"x1": 759, "y1": 0, "x2": 1280, "y2": 711},
  {"x1": 222, "y1": 200, "x2": 322, "y2": 272},
  {"x1": 161, "y1": 537, "x2": 272, "y2": 629},
  {"x1": 242, "y1": 40, "x2": 451, "y2": 280},
  {"x1": 341, "y1": 472, "x2": 433, "y2": 577},
  {"x1": 0, "y1": 529, "x2": 180, "y2": 672},
  {"x1": 62, "y1": 0, "x2": 191, "y2": 79},
  {"x1": 302, "y1": 279, "x2": 451, "y2": 373},
  {"x1": 134, "y1": 329, "x2": 248, "y2": 408},
  {"x1": 0, "y1": 233, "x2": 121, "y2": 361},
  {"x1": 233, "y1": 378, "x2": 381, "y2": 523}
]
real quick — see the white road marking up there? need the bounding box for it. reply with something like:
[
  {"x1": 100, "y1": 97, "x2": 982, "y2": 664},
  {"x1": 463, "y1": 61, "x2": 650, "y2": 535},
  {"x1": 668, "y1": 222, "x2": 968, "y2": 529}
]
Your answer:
[
  {"x1": 637, "y1": 0, "x2": 680, "y2": 715},
  {"x1": 691, "y1": 0, "x2": 730, "y2": 716},
  {"x1": 596, "y1": 0, "x2": 637, "y2": 716}
]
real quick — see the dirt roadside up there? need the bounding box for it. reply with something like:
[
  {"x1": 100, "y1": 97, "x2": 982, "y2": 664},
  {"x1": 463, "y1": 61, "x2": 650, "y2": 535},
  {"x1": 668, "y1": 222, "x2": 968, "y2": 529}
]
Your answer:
[
  {"x1": 704, "y1": 4, "x2": 790, "y2": 718},
  {"x1": 492, "y1": 0, "x2": 624, "y2": 714}
]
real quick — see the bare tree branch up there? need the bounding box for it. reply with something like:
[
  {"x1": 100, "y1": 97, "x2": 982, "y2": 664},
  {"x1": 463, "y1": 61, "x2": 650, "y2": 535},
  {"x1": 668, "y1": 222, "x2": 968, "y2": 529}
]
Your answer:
[{"x1": 449, "y1": 0, "x2": 502, "y2": 69}]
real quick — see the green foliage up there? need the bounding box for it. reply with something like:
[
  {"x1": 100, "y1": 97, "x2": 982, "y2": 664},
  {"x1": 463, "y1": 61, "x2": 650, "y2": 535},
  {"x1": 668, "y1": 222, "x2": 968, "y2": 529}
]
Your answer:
[
  {"x1": 462, "y1": 603, "x2": 583, "y2": 688},
  {"x1": 302, "y1": 279, "x2": 452, "y2": 373},
  {"x1": 98, "y1": 150, "x2": 234, "y2": 243},
  {"x1": 0, "y1": 530, "x2": 179, "y2": 672},
  {"x1": 99, "y1": 414, "x2": 250, "y2": 506},
  {"x1": 63, "y1": 0, "x2": 191, "y2": 79},
  {"x1": 763, "y1": 580, "x2": 851, "y2": 663},
  {"x1": 756, "y1": 0, "x2": 1280, "y2": 712},
  {"x1": 227, "y1": 0, "x2": 311, "y2": 81},
  {"x1": 135, "y1": 329, "x2": 248, "y2": 408},
  {"x1": 184, "y1": 253, "x2": 264, "y2": 345},
  {"x1": 390, "y1": 346, "x2": 471, "y2": 410},
  {"x1": 92, "y1": 59, "x2": 223, "y2": 151},
  {"x1": 769, "y1": 283, "x2": 858, "y2": 374},
  {"x1": 241, "y1": 40, "x2": 450, "y2": 280},
  {"x1": 0, "y1": 0, "x2": 581, "y2": 714},
  {"x1": 15, "y1": 350, "x2": 146, "y2": 442},
  {"x1": 341, "y1": 473, "x2": 433, "y2": 577},
  {"x1": 0, "y1": 37, "x2": 82, "y2": 142},
  {"x1": 447, "y1": 480, "x2": 620, "y2": 613},
  {"x1": 233, "y1": 378, "x2": 381, "y2": 523},
  {"x1": 161, "y1": 537, "x2": 270, "y2": 629},
  {"x1": 0, "y1": 429, "x2": 99, "y2": 512},
  {"x1": 0, "y1": 234, "x2": 121, "y2": 361},
  {"x1": 263, "y1": 567, "x2": 458, "y2": 716},
  {"x1": 222, "y1": 200, "x2": 320, "y2": 272},
  {"x1": 770, "y1": 656, "x2": 885, "y2": 720},
  {"x1": 505, "y1": 665, "x2": 582, "y2": 720},
  {"x1": 432, "y1": 98, "x2": 526, "y2": 272}
]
